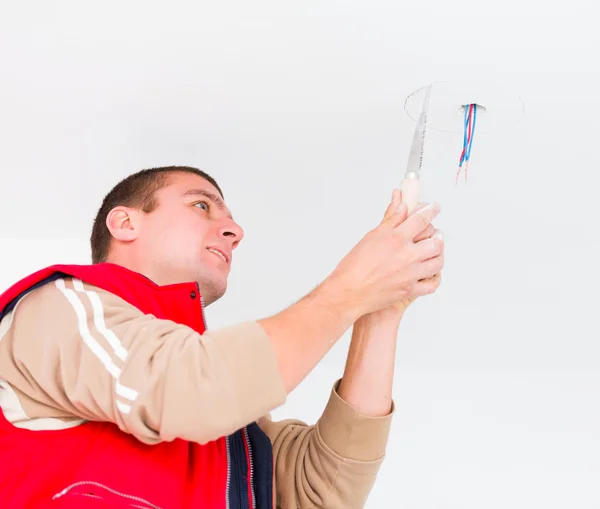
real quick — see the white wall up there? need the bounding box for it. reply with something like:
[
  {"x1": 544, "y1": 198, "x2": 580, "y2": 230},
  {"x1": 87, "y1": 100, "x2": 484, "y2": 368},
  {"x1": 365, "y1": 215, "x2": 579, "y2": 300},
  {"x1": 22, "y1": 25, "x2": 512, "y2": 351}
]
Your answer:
[{"x1": 2, "y1": 0, "x2": 599, "y2": 507}]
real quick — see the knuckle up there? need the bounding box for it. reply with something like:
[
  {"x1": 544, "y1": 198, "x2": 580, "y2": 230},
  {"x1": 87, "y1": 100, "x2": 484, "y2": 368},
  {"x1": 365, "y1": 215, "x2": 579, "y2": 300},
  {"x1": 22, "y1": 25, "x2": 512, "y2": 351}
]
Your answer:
[
  {"x1": 428, "y1": 239, "x2": 441, "y2": 256},
  {"x1": 420, "y1": 285, "x2": 433, "y2": 296},
  {"x1": 396, "y1": 231, "x2": 410, "y2": 246},
  {"x1": 431, "y1": 274, "x2": 442, "y2": 289},
  {"x1": 417, "y1": 214, "x2": 430, "y2": 229},
  {"x1": 420, "y1": 274, "x2": 441, "y2": 294}
]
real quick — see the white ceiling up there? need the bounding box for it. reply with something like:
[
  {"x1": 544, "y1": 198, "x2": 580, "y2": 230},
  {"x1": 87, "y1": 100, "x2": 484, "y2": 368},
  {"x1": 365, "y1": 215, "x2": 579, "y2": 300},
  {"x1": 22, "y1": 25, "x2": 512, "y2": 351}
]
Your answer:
[
  {"x1": 2, "y1": 0, "x2": 598, "y2": 359},
  {"x1": 1, "y1": 2, "x2": 599, "y2": 505}
]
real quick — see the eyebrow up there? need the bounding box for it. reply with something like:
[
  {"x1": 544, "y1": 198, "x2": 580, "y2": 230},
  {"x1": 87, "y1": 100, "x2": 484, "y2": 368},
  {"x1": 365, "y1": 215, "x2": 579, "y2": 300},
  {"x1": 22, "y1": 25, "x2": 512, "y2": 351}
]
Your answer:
[
  {"x1": 183, "y1": 189, "x2": 224, "y2": 207},
  {"x1": 182, "y1": 189, "x2": 232, "y2": 218}
]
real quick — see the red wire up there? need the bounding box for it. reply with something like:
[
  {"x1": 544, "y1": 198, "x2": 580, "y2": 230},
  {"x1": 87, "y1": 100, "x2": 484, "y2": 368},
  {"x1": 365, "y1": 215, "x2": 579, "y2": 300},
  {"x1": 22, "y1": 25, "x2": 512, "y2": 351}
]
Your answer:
[
  {"x1": 457, "y1": 104, "x2": 474, "y2": 184},
  {"x1": 465, "y1": 104, "x2": 474, "y2": 182},
  {"x1": 458, "y1": 104, "x2": 473, "y2": 167},
  {"x1": 467, "y1": 104, "x2": 473, "y2": 144}
]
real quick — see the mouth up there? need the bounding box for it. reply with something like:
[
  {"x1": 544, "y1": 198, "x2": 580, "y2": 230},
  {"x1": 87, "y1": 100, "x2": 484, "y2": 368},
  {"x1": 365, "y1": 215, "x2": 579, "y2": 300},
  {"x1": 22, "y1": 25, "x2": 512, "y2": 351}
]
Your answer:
[{"x1": 206, "y1": 247, "x2": 230, "y2": 265}]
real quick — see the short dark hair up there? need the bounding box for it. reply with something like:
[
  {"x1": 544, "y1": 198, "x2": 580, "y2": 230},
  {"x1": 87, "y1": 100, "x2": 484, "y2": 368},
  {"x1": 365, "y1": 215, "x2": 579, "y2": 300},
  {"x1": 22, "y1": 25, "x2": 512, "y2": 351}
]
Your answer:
[{"x1": 90, "y1": 166, "x2": 223, "y2": 264}]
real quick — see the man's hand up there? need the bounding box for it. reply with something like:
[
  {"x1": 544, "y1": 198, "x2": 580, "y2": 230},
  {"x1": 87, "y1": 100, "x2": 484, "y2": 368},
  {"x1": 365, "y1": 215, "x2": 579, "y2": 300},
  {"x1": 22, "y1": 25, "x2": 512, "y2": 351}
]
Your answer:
[
  {"x1": 378, "y1": 189, "x2": 444, "y2": 317},
  {"x1": 324, "y1": 192, "x2": 443, "y2": 320},
  {"x1": 337, "y1": 189, "x2": 445, "y2": 417},
  {"x1": 260, "y1": 189, "x2": 443, "y2": 396}
]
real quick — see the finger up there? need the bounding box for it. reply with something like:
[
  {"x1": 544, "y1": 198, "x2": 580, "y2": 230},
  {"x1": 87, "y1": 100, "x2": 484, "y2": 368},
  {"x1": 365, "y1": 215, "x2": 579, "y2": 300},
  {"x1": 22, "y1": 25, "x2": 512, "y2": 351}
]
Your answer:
[
  {"x1": 382, "y1": 189, "x2": 402, "y2": 223},
  {"x1": 409, "y1": 202, "x2": 428, "y2": 215},
  {"x1": 412, "y1": 273, "x2": 442, "y2": 296},
  {"x1": 413, "y1": 231, "x2": 444, "y2": 261},
  {"x1": 383, "y1": 203, "x2": 408, "y2": 228},
  {"x1": 409, "y1": 202, "x2": 434, "y2": 240},
  {"x1": 414, "y1": 224, "x2": 437, "y2": 243},
  {"x1": 402, "y1": 202, "x2": 441, "y2": 238},
  {"x1": 417, "y1": 254, "x2": 444, "y2": 280}
]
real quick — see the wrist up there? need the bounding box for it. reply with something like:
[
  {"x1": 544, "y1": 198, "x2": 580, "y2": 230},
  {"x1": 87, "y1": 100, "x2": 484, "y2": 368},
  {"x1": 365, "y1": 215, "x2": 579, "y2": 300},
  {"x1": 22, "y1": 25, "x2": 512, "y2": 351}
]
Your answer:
[
  {"x1": 360, "y1": 307, "x2": 404, "y2": 328},
  {"x1": 315, "y1": 275, "x2": 364, "y2": 326}
]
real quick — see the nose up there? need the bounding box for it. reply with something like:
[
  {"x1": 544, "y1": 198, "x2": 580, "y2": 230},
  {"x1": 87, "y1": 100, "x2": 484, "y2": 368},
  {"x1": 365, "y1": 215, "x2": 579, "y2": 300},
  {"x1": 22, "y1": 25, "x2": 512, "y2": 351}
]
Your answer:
[{"x1": 219, "y1": 218, "x2": 244, "y2": 250}]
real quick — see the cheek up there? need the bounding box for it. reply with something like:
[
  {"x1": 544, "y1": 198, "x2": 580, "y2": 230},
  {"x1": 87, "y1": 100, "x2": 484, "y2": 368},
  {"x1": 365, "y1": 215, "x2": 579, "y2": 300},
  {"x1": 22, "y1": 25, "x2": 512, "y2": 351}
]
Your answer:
[
  {"x1": 143, "y1": 221, "x2": 185, "y2": 250},
  {"x1": 143, "y1": 214, "x2": 210, "y2": 256},
  {"x1": 165, "y1": 224, "x2": 208, "y2": 255}
]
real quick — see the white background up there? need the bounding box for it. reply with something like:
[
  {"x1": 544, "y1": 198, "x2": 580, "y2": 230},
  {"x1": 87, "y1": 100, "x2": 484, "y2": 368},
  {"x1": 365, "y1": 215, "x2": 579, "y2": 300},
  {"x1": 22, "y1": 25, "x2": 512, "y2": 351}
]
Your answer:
[{"x1": 1, "y1": 1, "x2": 599, "y2": 507}]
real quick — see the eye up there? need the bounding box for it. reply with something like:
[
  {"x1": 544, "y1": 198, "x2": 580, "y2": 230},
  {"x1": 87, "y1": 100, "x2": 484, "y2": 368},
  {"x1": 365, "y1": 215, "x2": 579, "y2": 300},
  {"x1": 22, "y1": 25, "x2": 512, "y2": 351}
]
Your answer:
[{"x1": 194, "y1": 201, "x2": 210, "y2": 212}]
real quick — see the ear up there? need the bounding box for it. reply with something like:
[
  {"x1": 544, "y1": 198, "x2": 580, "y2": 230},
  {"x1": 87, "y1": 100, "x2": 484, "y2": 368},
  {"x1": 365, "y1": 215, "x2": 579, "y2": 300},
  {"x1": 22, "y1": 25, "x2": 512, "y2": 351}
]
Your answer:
[{"x1": 106, "y1": 206, "x2": 140, "y2": 242}]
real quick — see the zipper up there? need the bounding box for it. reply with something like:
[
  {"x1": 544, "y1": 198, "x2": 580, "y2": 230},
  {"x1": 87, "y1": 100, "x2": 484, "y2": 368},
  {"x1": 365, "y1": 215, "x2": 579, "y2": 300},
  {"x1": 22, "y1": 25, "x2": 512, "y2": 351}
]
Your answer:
[
  {"x1": 198, "y1": 284, "x2": 208, "y2": 330},
  {"x1": 225, "y1": 435, "x2": 232, "y2": 509},
  {"x1": 52, "y1": 481, "x2": 164, "y2": 509},
  {"x1": 243, "y1": 427, "x2": 257, "y2": 509},
  {"x1": 198, "y1": 286, "x2": 250, "y2": 509}
]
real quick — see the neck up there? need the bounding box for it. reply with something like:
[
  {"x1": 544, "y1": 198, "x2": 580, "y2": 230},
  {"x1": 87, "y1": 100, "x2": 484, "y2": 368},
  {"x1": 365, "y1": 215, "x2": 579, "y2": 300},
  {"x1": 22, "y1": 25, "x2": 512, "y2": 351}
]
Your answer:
[
  {"x1": 105, "y1": 252, "x2": 167, "y2": 286},
  {"x1": 105, "y1": 250, "x2": 218, "y2": 306}
]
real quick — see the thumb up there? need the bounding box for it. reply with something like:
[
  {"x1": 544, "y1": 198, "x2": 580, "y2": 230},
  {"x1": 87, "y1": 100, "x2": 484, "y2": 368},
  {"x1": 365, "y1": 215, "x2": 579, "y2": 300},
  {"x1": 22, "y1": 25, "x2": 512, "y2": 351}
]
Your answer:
[{"x1": 384, "y1": 202, "x2": 409, "y2": 228}]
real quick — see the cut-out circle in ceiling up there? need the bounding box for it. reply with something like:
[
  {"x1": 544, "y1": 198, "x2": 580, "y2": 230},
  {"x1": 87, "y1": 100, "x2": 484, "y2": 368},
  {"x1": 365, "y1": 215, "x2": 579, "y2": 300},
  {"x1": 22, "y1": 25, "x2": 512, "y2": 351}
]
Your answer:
[{"x1": 404, "y1": 80, "x2": 525, "y2": 134}]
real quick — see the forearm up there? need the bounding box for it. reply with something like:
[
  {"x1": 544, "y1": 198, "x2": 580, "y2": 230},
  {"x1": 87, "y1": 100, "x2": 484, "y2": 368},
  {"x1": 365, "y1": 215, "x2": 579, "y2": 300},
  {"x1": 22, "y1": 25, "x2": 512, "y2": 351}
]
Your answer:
[
  {"x1": 258, "y1": 278, "x2": 361, "y2": 394},
  {"x1": 337, "y1": 309, "x2": 403, "y2": 416}
]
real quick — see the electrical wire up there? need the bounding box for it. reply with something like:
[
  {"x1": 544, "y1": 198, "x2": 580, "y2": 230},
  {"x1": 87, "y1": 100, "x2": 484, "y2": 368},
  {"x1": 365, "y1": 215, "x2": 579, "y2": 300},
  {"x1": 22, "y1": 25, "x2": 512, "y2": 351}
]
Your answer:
[{"x1": 456, "y1": 103, "x2": 477, "y2": 184}]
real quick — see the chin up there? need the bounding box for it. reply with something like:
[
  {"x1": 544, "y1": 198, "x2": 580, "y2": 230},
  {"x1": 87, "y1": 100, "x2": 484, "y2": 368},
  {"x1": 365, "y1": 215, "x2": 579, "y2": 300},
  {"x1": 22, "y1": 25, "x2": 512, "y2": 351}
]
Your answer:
[
  {"x1": 199, "y1": 277, "x2": 228, "y2": 306},
  {"x1": 213, "y1": 283, "x2": 227, "y2": 302}
]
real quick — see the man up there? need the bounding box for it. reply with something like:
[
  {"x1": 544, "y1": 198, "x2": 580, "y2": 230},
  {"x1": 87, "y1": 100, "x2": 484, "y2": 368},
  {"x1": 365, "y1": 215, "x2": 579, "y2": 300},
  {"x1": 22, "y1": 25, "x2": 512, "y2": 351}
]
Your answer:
[{"x1": 0, "y1": 166, "x2": 443, "y2": 508}]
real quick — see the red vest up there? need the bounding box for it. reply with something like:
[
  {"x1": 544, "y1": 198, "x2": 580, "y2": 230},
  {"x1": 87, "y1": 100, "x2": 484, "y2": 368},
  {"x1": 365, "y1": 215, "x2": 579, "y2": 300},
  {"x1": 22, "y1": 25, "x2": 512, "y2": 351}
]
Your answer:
[{"x1": 0, "y1": 263, "x2": 273, "y2": 509}]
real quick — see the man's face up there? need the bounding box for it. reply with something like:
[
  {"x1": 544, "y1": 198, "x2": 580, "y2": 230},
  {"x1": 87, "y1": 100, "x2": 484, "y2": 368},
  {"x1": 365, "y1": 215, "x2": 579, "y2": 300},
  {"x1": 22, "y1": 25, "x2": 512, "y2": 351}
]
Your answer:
[{"x1": 137, "y1": 172, "x2": 244, "y2": 304}]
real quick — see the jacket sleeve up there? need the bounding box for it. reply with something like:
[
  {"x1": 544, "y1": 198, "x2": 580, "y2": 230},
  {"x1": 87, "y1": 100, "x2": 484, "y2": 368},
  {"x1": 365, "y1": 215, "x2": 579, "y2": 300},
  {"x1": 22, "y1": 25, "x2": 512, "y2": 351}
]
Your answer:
[
  {"x1": 257, "y1": 379, "x2": 394, "y2": 509},
  {"x1": 0, "y1": 277, "x2": 287, "y2": 444}
]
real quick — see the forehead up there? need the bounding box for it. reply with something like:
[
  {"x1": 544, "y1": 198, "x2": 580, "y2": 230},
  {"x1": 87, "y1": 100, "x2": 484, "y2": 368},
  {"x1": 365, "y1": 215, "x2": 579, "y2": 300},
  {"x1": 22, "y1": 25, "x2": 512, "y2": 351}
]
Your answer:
[
  {"x1": 158, "y1": 172, "x2": 231, "y2": 217},
  {"x1": 163, "y1": 172, "x2": 223, "y2": 198}
]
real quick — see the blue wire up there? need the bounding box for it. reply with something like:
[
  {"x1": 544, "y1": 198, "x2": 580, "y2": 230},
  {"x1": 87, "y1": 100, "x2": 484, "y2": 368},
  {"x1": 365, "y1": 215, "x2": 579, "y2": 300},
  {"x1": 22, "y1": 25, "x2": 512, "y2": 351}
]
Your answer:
[
  {"x1": 466, "y1": 104, "x2": 477, "y2": 162},
  {"x1": 459, "y1": 105, "x2": 469, "y2": 166}
]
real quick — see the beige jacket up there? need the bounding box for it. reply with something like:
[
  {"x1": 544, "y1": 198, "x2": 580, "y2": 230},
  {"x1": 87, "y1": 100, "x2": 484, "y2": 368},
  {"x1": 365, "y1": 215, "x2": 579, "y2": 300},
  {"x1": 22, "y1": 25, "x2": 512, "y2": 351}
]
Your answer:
[{"x1": 0, "y1": 277, "x2": 393, "y2": 508}]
